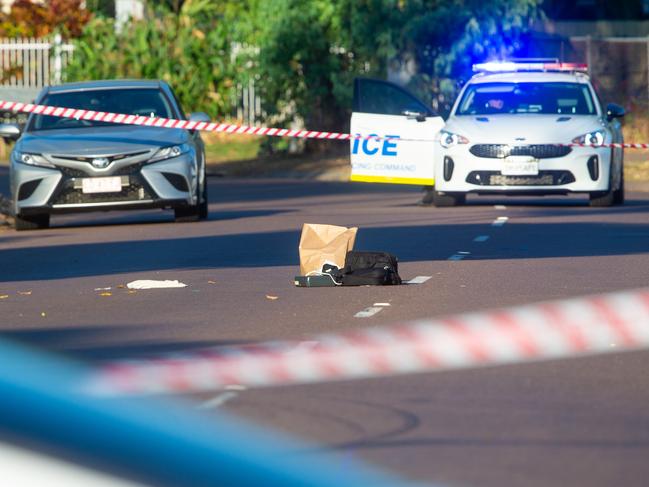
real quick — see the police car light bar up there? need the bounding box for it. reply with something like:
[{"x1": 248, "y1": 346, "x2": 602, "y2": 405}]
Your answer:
[{"x1": 473, "y1": 61, "x2": 588, "y2": 73}]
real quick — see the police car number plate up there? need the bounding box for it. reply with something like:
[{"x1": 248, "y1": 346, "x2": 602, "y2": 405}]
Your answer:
[
  {"x1": 82, "y1": 177, "x2": 122, "y2": 194},
  {"x1": 502, "y1": 156, "x2": 539, "y2": 176}
]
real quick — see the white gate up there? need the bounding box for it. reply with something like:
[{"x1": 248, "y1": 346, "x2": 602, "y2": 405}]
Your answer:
[{"x1": 0, "y1": 34, "x2": 74, "y2": 88}]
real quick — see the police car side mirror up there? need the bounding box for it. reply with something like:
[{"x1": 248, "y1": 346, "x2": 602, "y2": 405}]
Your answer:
[
  {"x1": 606, "y1": 103, "x2": 625, "y2": 121},
  {"x1": 402, "y1": 110, "x2": 427, "y2": 122}
]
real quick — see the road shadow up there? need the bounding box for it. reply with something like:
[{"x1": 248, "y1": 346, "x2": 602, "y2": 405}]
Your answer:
[
  {"x1": 3, "y1": 220, "x2": 649, "y2": 282},
  {"x1": 209, "y1": 179, "x2": 420, "y2": 205},
  {"x1": 48, "y1": 208, "x2": 294, "y2": 229},
  {"x1": 0, "y1": 325, "x2": 253, "y2": 362},
  {"x1": 321, "y1": 435, "x2": 649, "y2": 452}
]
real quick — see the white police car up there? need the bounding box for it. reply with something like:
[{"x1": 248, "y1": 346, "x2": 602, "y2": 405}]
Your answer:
[
  {"x1": 349, "y1": 62, "x2": 625, "y2": 208},
  {"x1": 433, "y1": 61, "x2": 625, "y2": 207}
]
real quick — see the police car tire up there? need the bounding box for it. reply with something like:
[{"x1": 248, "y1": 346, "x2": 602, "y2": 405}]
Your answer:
[
  {"x1": 14, "y1": 213, "x2": 49, "y2": 231},
  {"x1": 174, "y1": 205, "x2": 200, "y2": 222},
  {"x1": 589, "y1": 171, "x2": 615, "y2": 207},
  {"x1": 433, "y1": 190, "x2": 465, "y2": 207},
  {"x1": 613, "y1": 172, "x2": 625, "y2": 206}
]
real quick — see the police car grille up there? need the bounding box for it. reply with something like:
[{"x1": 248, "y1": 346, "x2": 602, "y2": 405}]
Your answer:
[
  {"x1": 466, "y1": 170, "x2": 576, "y2": 186},
  {"x1": 469, "y1": 144, "x2": 572, "y2": 159}
]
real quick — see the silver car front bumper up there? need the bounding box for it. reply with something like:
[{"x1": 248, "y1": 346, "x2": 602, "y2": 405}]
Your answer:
[{"x1": 12, "y1": 152, "x2": 197, "y2": 215}]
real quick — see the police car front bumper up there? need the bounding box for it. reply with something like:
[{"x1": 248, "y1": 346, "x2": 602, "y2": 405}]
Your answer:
[{"x1": 435, "y1": 145, "x2": 613, "y2": 194}]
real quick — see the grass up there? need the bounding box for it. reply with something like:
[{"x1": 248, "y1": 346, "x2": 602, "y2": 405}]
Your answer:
[{"x1": 202, "y1": 132, "x2": 261, "y2": 164}]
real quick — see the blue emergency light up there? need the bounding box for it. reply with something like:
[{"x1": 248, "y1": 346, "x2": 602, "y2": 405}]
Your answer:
[{"x1": 473, "y1": 60, "x2": 588, "y2": 73}]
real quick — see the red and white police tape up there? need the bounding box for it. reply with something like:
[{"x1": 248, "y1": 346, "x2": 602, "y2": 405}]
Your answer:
[
  {"x1": 2, "y1": 99, "x2": 649, "y2": 148},
  {"x1": 86, "y1": 287, "x2": 649, "y2": 396}
]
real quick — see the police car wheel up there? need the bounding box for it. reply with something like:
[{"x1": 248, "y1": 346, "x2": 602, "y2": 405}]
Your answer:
[
  {"x1": 433, "y1": 190, "x2": 465, "y2": 207},
  {"x1": 589, "y1": 169, "x2": 616, "y2": 207},
  {"x1": 14, "y1": 213, "x2": 50, "y2": 231},
  {"x1": 174, "y1": 205, "x2": 200, "y2": 222},
  {"x1": 613, "y1": 172, "x2": 625, "y2": 206}
]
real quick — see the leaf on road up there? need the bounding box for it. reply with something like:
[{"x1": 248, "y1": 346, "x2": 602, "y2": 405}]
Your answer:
[
  {"x1": 266, "y1": 295, "x2": 279, "y2": 300},
  {"x1": 99, "y1": 292, "x2": 112, "y2": 297},
  {"x1": 0, "y1": 295, "x2": 8, "y2": 299},
  {"x1": 208, "y1": 280, "x2": 216, "y2": 284},
  {"x1": 18, "y1": 290, "x2": 32, "y2": 295}
]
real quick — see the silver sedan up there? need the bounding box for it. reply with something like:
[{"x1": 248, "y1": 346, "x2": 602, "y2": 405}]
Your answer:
[{"x1": 0, "y1": 79, "x2": 209, "y2": 230}]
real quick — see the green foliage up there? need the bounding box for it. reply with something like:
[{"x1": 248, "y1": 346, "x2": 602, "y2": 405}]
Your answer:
[
  {"x1": 0, "y1": 0, "x2": 92, "y2": 38},
  {"x1": 64, "y1": 0, "x2": 544, "y2": 140},
  {"x1": 249, "y1": 0, "x2": 542, "y2": 137},
  {"x1": 401, "y1": 0, "x2": 542, "y2": 105},
  {"x1": 64, "y1": 1, "x2": 235, "y2": 118}
]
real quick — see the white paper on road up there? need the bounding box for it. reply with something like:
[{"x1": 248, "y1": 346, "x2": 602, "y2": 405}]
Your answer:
[{"x1": 126, "y1": 280, "x2": 187, "y2": 290}]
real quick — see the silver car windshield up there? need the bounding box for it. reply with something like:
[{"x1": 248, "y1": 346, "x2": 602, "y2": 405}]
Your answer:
[
  {"x1": 28, "y1": 88, "x2": 176, "y2": 131},
  {"x1": 457, "y1": 82, "x2": 596, "y2": 116}
]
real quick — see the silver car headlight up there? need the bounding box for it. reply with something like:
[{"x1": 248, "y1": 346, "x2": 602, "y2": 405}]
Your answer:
[
  {"x1": 149, "y1": 144, "x2": 190, "y2": 162},
  {"x1": 14, "y1": 151, "x2": 55, "y2": 168},
  {"x1": 439, "y1": 130, "x2": 470, "y2": 149},
  {"x1": 572, "y1": 130, "x2": 605, "y2": 147}
]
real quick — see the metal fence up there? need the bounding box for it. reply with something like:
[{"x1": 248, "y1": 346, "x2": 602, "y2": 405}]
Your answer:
[{"x1": 0, "y1": 36, "x2": 263, "y2": 126}]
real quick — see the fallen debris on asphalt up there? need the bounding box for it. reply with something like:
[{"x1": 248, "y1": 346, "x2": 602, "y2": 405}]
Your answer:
[{"x1": 126, "y1": 280, "x2": 187, "y2": 290}]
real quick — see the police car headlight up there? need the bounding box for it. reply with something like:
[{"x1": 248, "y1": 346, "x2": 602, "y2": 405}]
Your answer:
[
  {"x1": 439, "y1": 130, "x2": 470, "y2": 149},
  {"x1": 572, "y1": 130, "x2": 605, "y2": 147},
  {"x1": 150, "y1": 144, "x2": 190, "y2": 162},
  {"x1": 14, "y1": 151, "x2": 55, "y2": 168}
]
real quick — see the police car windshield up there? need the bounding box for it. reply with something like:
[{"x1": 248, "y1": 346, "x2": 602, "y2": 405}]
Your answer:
[
  {"x1": 456, "y1": 82, "x2": 596, "y2": 116},
  {"x1": 28, "y1": 88, "x2": 175, "y2": 131}
]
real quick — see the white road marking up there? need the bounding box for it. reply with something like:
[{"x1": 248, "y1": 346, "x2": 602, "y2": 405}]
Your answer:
[
  {"x1": 405, "y1": 276, "x2": 432, "y2": 285},
  {"x1": 492, "y1": 216, "x2": 509, "y2": 227},
  {"x1": 457, "y1": 251, "x2": 471, "y2": 255},
  {"x1": 473, "y1": 235, "x2": 490, "y2": 242},
  {"x1": 198, "y1": 384, "x2": 248, "y2": 409},
  {"x1": 494, "y1": 205, "x2": 507, "y2": 210},
  {"x1": 374, "y1": 302, "x2": 391, "y2": 307},
  {"x1": 355, "y1": 307, "x2": 384, "y2": 318},
  {"x1": 197, "y1": 391, "x2": 239, "y2": 409}
]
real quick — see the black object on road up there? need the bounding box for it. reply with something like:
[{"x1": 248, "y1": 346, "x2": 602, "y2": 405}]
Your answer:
[{"x1": 341, "y1": 251, "x2": 402, "y2": 286}]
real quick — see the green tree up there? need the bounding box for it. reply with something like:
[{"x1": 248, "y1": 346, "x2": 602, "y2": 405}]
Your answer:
[
  {"x1": 248, "y1": 0, "x2": 542, "y2": 150},
  {"x1": 64, "y1": 0, "x2": 236, "y2": 118}
]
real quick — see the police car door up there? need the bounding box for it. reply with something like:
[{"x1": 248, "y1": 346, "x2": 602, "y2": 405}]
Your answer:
[{"x1": 350, "y1": 78, "x2": 444, "y2": 186}]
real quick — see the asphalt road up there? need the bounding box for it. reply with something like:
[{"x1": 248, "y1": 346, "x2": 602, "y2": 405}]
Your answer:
[{"x1": 1, "y1": 166, "x2": 649, "y2": 486}]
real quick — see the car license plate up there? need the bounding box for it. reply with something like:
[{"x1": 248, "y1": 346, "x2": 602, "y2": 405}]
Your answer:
[
  {"x1": 81, "y1": 177, "x2": 122, "y2": 194},
  {"x1": 502, "y1": 156, "x2": 539, "y2": 176}
]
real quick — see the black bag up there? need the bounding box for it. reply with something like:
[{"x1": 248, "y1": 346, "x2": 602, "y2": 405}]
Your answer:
[{"x1": 341, "y1": 251, "x2": 402, "y2": 286}]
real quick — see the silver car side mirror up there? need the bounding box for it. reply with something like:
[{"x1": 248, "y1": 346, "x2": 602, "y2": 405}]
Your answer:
[
  {"x1": 0, "y1": 123, "x2": 21, "y2": 140},
  {"x1": 188, "y1": 112, "x2": 211, "y2": 123}
]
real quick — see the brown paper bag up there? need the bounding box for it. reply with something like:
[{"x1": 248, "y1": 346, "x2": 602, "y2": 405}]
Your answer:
[{"x1": 299, "y1": 223, "x2": 358, "y2": 275}]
